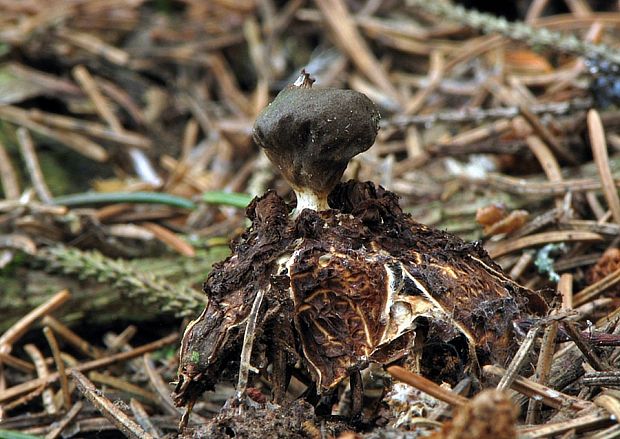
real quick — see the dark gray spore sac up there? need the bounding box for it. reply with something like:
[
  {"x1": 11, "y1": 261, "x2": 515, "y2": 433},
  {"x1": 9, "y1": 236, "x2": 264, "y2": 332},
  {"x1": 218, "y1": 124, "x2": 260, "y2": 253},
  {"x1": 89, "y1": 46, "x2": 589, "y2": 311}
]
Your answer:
[{"x1": 253, "y1": 85, "x2": 380, "y2": 196}]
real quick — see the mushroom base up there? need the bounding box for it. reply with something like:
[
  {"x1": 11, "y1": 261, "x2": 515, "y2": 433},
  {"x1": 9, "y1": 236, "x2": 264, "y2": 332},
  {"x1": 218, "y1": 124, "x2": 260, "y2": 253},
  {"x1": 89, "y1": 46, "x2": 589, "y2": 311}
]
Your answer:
[{"x1": 173, "y1": 180, "x2": 548, "y2": 417}]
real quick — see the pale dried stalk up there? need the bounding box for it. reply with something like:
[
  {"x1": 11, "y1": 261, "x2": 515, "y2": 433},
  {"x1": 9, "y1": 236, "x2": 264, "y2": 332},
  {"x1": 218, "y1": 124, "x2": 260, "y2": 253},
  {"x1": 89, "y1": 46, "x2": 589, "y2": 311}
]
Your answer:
[
  {"x1": 23, "y1": 344, "x2": 57, "y2": 415},
  {"x1": 525, "y1": 135, "x2": 563, "y2": 209},
  {"x1": 0, "y1": 352, "x2": 35, "y2": 373},
  {"x1": 237, "y1": 287, "x2": 267, "y2": 397},
  {"x1": 0, "y1": 139, "x2": 20, "y2": 199},
  {"x1": 57, "y1": 29, "x2": 129, "y2": 66},
  {"x1": 520, "y1": 412, "x2": 612, "y2": 438},
  {"x1": 16, "y1": 127, "x2": 52, "y2": 203},
  {"x1": 484, "y1": 173, "x2": 620, "y2": 196},
  {"x1": 588, "y1": 109, "x2": 620, "y2": 224},
  {"x1": 0, "y1": 106, "x2": 108, "y2": 162}
]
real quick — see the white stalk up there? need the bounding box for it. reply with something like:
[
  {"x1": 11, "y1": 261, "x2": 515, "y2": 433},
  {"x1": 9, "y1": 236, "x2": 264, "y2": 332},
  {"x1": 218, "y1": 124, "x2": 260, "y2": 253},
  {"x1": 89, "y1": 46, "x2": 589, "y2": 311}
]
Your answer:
[{"x1": 292, "y1": 188, "x2": 329, "y2": 218}]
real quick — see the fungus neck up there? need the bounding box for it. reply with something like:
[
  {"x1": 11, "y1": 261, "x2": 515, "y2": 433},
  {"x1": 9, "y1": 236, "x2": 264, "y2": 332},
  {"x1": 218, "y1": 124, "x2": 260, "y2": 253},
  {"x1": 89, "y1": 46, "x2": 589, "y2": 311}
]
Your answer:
[{"x1": 292, "y1": 188, "x2": 330, "y2": 218}]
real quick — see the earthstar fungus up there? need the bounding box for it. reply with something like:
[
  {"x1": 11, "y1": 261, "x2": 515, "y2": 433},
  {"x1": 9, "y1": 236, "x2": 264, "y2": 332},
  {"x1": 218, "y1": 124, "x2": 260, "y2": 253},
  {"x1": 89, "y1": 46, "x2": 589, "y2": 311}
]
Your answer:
[
  {"x1": 253, "y1": 70, "x2": 380, "y2": 216},
  {"x1": 172, "y1": 72, "x2": 547, "y2": 426}
]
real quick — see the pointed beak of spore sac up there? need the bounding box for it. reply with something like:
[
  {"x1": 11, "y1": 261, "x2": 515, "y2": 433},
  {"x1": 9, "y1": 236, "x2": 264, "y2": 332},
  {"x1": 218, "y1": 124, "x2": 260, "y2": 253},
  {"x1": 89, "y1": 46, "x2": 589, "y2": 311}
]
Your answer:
[{"x1": 253, "y1": 70, "x2": 380, "y2": 215}]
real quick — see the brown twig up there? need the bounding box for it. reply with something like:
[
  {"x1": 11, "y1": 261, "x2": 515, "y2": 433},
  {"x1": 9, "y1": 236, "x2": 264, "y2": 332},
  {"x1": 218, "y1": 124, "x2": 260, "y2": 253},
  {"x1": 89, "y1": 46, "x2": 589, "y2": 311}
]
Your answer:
[
  {"x1": 41, "y1": 315, "x2": 104, "y2": 359},
  {"x1": 563, "y1": 321, "x2": 609, "y2": 371},
  {"x1": 88, "y1": 371, "x2": 159, "y2": 404},
  {"x1": 44, "y1": 400, "x2": 83, "y2": 439},
  {"x1": 588, "y1": 109, "x2": 620, "y2": 224},
  {"x1": 573, "y1": 267, "x2": 620, "y2": 307},
  {"x1": 0, "y1": 333, "x2": 178, "y2": 404},
  {"x1": 0, "y1": 289, "x2": 71, "y2": 354},
  {"x1": 72, "y1": 65, "x2": 123, "y2": 133},
  {"x1": 487, "y1": 231, "x2": 603, "y2": 258},
  {"x1": 484, "y1": 365, "x2": 591, "y2": 411},
  {"x1": 43, "y1": 326, "x2": 72, "y2": 410},
  {"x1": 140, "y1": 222, "x2": 196, "y2": 257},
  {"x1": 313, "y1": 0, "x2": 402, "y2": 108},
  {"x1": 71, "y1": 369, "x2": 154, "y2": 439},
  {"x1": 519, "y1": 412, "x2": 613, "y2": 437},
  {"x1": 0, "y1": 352, "x2": 35, "y2": 373},
  {"x1": 56, "y1": 29, "x2": 129, "y2": 66},
  {"x1": 386, "y1": 365, "x2": 468, "y2": 407},
  {"x1": 129, "y1": 398, "x2": 162, "y2": 439}
]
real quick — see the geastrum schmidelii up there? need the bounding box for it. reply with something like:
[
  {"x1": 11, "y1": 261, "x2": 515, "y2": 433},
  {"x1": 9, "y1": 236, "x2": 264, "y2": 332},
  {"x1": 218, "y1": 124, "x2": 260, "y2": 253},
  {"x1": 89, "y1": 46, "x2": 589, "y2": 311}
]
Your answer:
[{"x1": 172, "y1": 71, "x2": 547, "y2": 422}]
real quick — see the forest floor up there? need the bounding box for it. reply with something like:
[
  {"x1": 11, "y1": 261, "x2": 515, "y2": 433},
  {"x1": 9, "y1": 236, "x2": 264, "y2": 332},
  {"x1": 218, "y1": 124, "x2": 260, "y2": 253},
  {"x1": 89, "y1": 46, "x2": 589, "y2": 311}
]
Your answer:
[{"x1": 2, "y1": 0, "x2": 620, "y2": 437}]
